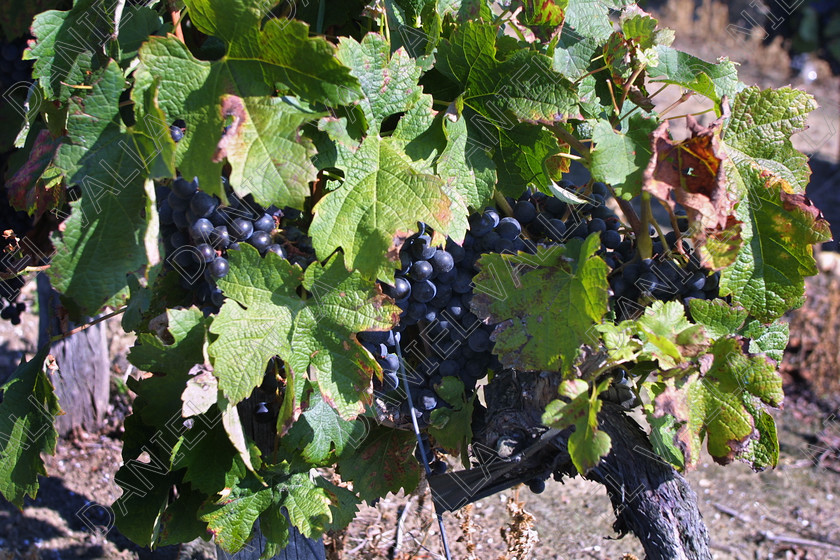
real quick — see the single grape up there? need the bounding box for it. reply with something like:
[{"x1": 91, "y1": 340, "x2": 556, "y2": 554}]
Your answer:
[
  {"x1": 172, "y1": 176, "x2": 198, "y2": 199},
  {"x1": 430, "y1": 250, "x2": 455, "y2": 275},
  {"x1": 378, "y1": 353, "x2": 400, "y2": 372},
  {"x1": 230, "y1": 218, "x2": 254, "y2": 241},
  {"x1": 439, "y1": 360, "x2": 459, "y2": 377},
  {"x1": 167, "y1": 190, "x2": 189, "y2": 211},
  {"x1": 209, "y1": 257, "x2": 229, "y2": 279},
  {"x1": 453, "y1": 271, "x2": 473, "y2": 294},
  {"x1": 545, "y1": 218, "x2": 566, "y2": 241},
  {"x1": 388, "y1": 277, "x2": 412, "y2": 300},
  {"x1": 159, "y1": 201, "x2": 174, "y2": 225},
  {"x1": 411, "y1": 234, "x2": 437, "y2": 260},
  {"x1": 210, "y1": 287, "x2": 225, "y2": 307},
  {"x1": 602, "y1": 229, "x2": 622, "y2": 249},
  {"x1": 190, "y1": 217, "x2": 214, "y2": 242},
  {"x1": 412, "y1": 280, "x2": 437, "y2": 303},
  {"x1": 408, "y1": 301, "x2": 428, "y2": 320},
  {"x1": 170, "y1": 125, "x2": 184, "y2": 142},
  {"x1": 418, "y1": 389, "x2": 437, "y2": 411},
  {"x1": 265, "y1": 244, "x2": 285, "y2": 258},
  {"x1": 254, "y1": 402, "x2": 272, "y2": 423},
  {"x1": 467, "y1": 329, "x2": 491, "y2": 352},
  {"x1": 513, "y1": 200, "x2": 537, "y2": 224},
  {"x1": 190, "y1": 191, "x2": 218, "y2": 218},
  {"x1": 254, "y1": 213, "x2": 274, "y2": 232},
  {"x1": 445, "y1": 239, "x2": 465, "y2": 263},
  {"x1": 468, "y1": 213, "x2": 495, "y2": 237},
  {"x1": 210, "y1": 226, "x2": 230, "y2": 249},
  {"x1": 249, "y1": 230, "x2": 272, "y2": 253},
  {"x1": 588, "y1": 217, "x2": 607, "y2": 234},
  {"x1": 528, "y1": 478, "x2": 546, "y2": 494},
  {"x1": 496, "y1": 217, "x2": 522, "y2": 241},
  {"x1": 409, "y1": 260, "x2": 434, "y2": 281},
  {"x1": 195, "y1": 243, "x2": 216, "y2": 263},
  {"x1": 544, "y1": 196, "x2": 566, "y2": 216},
  {"x1": 381, "y1": 371, "x2": 400, "y2": 391}
]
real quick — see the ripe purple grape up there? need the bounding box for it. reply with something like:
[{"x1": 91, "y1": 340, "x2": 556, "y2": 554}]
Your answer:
[{"x1": 209, "y1": 257, "x2": 229, "y2": 279}]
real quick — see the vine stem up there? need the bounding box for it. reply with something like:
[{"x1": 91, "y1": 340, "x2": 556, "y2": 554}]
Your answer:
[
  {"x1": 664, "y1": 108, "x2": 715, "y2": 121},
  {"x1": 49, "y1": 306, "x2": 127, "y2": 344},
  {"x1": 619, "y1": 65, "x2": 645, "y2": 109},
  {"x1": 658, "y1": 90, "x2": 693, "y2": 118},
  {"x1": 638, "y1": 192, "x2": 654, "y2": 260},
  {"x1": 547, "y1": 124, "x2": 590, "y2": 161},
  {"x1": 614, "y1": 196, "x2": 642, "y2": 233},
  {"x1": 169, "y1": 1, "x2": 185, "y2": 43},
  {"x1": 494, "y1": 190, "x2": 514, "y2": 217}
]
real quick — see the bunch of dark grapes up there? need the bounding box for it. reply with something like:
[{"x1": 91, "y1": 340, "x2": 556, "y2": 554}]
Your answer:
[
  {"x1": 357, "y1": 180, "x2": 723, "y2": 485},
  {"x1": 0, "y1": 185, "x2": 33, "y2": 325},
  {"x1": 0, "y1": 38, "x2": 34, "y2": 93},
  {"x1": 157, "y1": 176, "x2": 314, "y2": 314}
]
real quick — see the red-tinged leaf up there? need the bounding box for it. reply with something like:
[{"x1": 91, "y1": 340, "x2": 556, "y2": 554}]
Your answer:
[
  {"x1": 643, "y1": 115, "x2": 742, "y2": 269},
  {"x1": 5, "y1": 129, "x2": 64, "y2": 219}
]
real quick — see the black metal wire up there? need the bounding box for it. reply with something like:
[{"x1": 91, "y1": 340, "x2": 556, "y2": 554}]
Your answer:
[{"x1": 394, "y1": 339, "x2": 453, "y2": 560}]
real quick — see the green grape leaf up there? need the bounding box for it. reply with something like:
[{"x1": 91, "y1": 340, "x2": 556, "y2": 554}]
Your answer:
[
  {"x1": 428, "y1": 377, "x2": 474, "y2": 457},
  {"x1": 25, "y1": 0, "x2": 110, "y2": 101},
  {"x1": 633, "y1": 301, "x2": 707, "y2": 369},
  {"x1": 209, "y1": 247, "x2": 398, "y2": 417},
  {"x1": 434, "y1": 21, "x2": 575, "y2": 192},
  {"x1": 337, "y1": 424, "x2": 422, "y2": 502},
  {"x1": 314, "y1": 476, "x2": 361, "y2": 532},
  {"x1": 115, "y1": 5, "x2": 166, "y2": 66},
  {"x1": 132, "y1": 3, "x2": 360, "y2": 206},
  {"x1": 471, "y1": 234, "x2": 609, "y2": 374},
  {"x1": 310, "y1": 34, "x2": 454, "y2": 281},
  {"x1": 719, "y1": 165, "x2": 831, "y2": 322},
  {"x1": 128, "y1": 308, "x2": 210, "y2": 381},
  {"x1": 258, "y1": 471, "x2": 337, "y2": 556},
  {"x1": 215, "y1": 96, "x2": 323, "y2": 210},
  {"x1": 156, "y1": 485, "x2": 208, "y2": 546},
  {"x1": 437, "y1": 112, "x2": 496, "y2": 210},
  {"x1": 647, "y1": 47, "x2": 741, "y2": 107},
  {"x1": 687, "y1": 298, "x2": 748, "y2": 340},
  {"x1": 542, "y1": 379, "x2": 611, "y2": 474},
  {"x1": 589, "y1": 113, "x2": 658, "y2": 198},
  {"x1": 654, "y1": 337, "x2": 783, "y2": 468},
  {"x1": 647, "y1": 410, "x2": 685, "y2": 471},
  {"x1": 552, "y1": 27, "x2": 601, "y2": 80},
  {"x1": 49, "y1": 61, "x2": 174, "y2": 318},
  {"x1": 436, "y1": 21, "x2": 578, "y2": 122},
  {"x1": 740, "y1": 319, "x2": 789, "y2": 363},
  {"x1": 200, "y1": 477, "x2": 274, "y2": 552},
  {"x1": 281, "y1": 393, "x2": 367, "y2": 465},
  {"x1": 113, "y1": 458, "x2": 180, "y2": 546},
  {"x1": 737, "y1": 399, "x2": 779, "y2": 471},
  {"x1": 596, "y1": 321, "x2": 642, "y2": 363},
  {"x1": 436, "y1": 0, "x2": 492, "y2": 21},
  {"x1": 723, "y1": 87, "x2": 817, "y2": 193},
  {"x1": 564, "y1": 0, "x2": 619, "y2": 41},
  {"x1": 0, "y1": 345, "x2": 61, "y2": 508},
  {"x1": 493, "y1": 121, "x2": 564, "y2": 197}
]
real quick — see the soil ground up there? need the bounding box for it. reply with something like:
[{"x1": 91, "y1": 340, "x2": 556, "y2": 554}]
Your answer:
[{"x1": 2, "y1": 1, "x2": 840, "y2": 559}]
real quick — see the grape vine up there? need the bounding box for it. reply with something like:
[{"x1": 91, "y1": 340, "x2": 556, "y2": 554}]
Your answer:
[{"x1": 0, "y1": 0, "x2": 831, "y2": 557}]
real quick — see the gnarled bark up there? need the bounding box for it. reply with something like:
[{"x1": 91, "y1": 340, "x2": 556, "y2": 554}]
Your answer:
[{"x1": 428, "y1": 369, "x2": 711, "y2": 560}]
